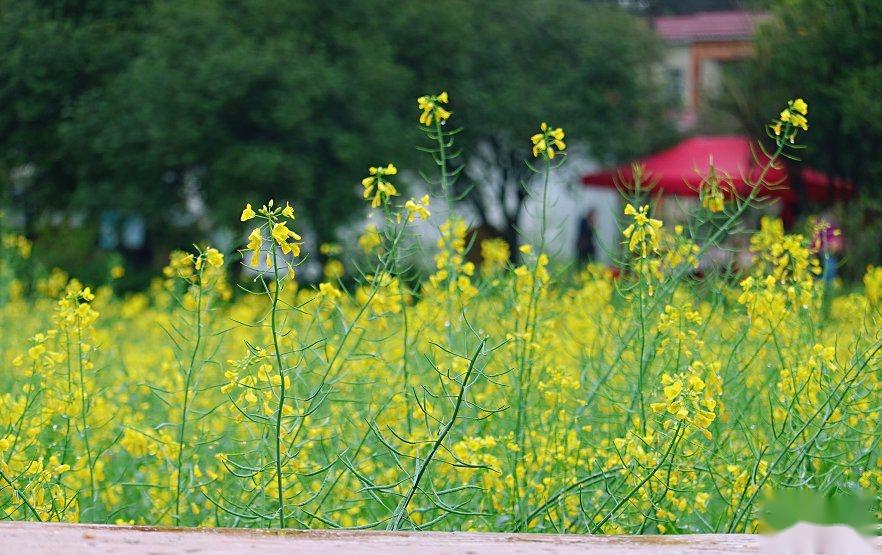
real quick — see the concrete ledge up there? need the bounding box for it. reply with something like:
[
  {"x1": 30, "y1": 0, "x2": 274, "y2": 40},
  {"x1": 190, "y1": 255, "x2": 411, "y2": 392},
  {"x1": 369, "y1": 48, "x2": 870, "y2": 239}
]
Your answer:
[{"x1": 1, "y1": 521, "x2": 879, "y2": 554}]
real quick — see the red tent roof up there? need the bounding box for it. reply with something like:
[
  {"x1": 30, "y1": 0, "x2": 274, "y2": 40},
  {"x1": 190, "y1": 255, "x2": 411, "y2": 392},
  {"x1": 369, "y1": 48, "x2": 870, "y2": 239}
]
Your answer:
[{"x1": 581, "y1": 135, "x2": 851, "y2": 204}]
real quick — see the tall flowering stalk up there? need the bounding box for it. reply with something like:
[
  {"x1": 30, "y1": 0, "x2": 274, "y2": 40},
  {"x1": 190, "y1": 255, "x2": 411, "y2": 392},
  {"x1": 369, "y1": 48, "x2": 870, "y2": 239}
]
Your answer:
[
  {"x1": 621, "y1": 201, "x2": 664, "y2": 430},
  {"x1": 417, "y1": 92, "x2": 457, "y2": 216},
  {"x1": 230, "y1": 188, "x2": 431, "y2": 528},
  {"x1": 514, "y1": 122, "x2": 566, "y2": 431},
  {"x1": 239, "y1": 200, "x2": 301, "y2": 528},
  {"x1": 163, "y1": 246, "x2": 226, "y2": 525},
  {"x1": 417, "y1": 91, "x2": 464, "y2": 339},
  {"x1": 54, "y1": 283, "x2": 101, "y2": 518},
  {"x1": 507, "y1": 123, "x2": 566, "y2": 519}
]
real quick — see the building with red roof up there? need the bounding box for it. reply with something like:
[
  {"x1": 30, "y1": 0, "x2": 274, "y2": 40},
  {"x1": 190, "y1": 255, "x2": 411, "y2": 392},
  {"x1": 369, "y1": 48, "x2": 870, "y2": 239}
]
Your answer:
[{"x1": 654, "y1": 11, "x2": 768, "y2": 128}]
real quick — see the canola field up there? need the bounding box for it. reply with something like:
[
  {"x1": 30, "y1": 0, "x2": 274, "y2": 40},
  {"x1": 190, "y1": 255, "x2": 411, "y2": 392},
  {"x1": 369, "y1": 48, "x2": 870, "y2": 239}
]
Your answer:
[{"x1": 1, "y1": 95, "x2": 881, "y2": 534}]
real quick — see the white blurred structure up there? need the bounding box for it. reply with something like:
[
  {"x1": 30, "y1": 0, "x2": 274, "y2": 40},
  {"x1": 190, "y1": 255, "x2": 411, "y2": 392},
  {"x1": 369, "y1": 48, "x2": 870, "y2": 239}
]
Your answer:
[
  {"x1": 516, "y1": 158, "x2": 620, "y2": 265},
  {"x1": 335, "y1": 149, "x2": 622, "y2": 268}
]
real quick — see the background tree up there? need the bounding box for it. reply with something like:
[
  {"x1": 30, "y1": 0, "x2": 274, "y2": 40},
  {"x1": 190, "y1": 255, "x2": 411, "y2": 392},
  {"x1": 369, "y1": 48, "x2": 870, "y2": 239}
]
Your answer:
[
  {"x1": 60, "y1": 0, "x2": 416, "y2": 253},
  {"x1": 618, "y1": 0, "x2": 755, "y2": 16},
  {"x1": 1, "y1": 0, "x2": 673, "y2": 280},
  {"x1": 0, "y1": 1, "x2": 147, "y2": 232},
  {"x1": 381, "y1": 0, "x2": 674, "y2": 252},
  {"x1": 717, "y1": 0, "x2": 882, "y2": 271}
]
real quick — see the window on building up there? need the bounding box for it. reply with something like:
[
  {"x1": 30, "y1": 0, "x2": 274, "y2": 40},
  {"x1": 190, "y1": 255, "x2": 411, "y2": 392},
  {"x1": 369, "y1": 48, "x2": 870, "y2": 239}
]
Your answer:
[{"x1": 666, "y1": 67, "x2": 684, "y2": 106}]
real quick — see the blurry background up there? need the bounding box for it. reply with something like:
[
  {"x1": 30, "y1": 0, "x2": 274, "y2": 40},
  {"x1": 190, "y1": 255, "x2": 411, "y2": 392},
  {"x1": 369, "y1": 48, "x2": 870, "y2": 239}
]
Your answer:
[{"x1": 2, "y1": 0, "x2": 881, "y2": 288}]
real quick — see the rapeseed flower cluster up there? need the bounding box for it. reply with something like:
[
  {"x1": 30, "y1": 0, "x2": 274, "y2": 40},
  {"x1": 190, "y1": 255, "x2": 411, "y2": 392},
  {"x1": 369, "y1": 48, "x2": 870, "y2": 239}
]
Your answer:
[
  {"x1": 699, "y1": 165, "x2": 728, "y2": 213},
  {"x1": 772, "y1": 97, "x2": 809, "y2": 142},
  {"x1": 242, "y1": 200, "x2": 302, "y2": 273},
  {"x1": 417, "y1": 91, "x2": 451, "y2": 126},
  {"x1": 480, "y1": 238, "x2": 510, "y2": 274},
  {"x1": 530, "y1": 122, "x2": 566, "y2": 159},
  {"x1": 651, "y1": 364, "x2": 721, "y2": 439},
  {"x1": 362, "y1": 164, "x2": 399, "y2": 209},
  {"x1": 622, "y1": 204, "x2": 663, "y2": 257}
]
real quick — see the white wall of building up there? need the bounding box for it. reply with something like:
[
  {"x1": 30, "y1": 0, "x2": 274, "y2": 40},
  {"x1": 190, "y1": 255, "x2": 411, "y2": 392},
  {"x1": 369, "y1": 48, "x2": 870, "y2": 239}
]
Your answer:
[{"x1": 663, "y1": 46, "x2": 692, "y2": 112}]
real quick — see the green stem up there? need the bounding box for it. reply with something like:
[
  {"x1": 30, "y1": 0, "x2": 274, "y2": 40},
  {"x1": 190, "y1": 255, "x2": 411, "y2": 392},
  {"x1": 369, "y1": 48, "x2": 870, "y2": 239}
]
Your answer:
[
  {"x1": 270, "y1": 246, "x2": 287, "y2": 529},
  {"x1": 76, "y1": 320, "x2": 96, "y2": 516},
  {"x1": 636, "y1": 284, "x2": 647, "y2": 433},
  {"x1": 0, "y1": 466, "x2": 42, "y2": 521},
  {"x1": 389, "y1": 339, "x2": 486, "y2": 530},
  {"x1": 513, "y1": 157, "x2": 553, "y2": 514},
  {"x1": 174, "y1": 266, "x2": 204, "y2": 526},
  {"x1": 434, "y1": 117, "x2": 451, "y2": 214},
  {"x1": 592, "y1": 423, "x2": 684, "y2": 533}
]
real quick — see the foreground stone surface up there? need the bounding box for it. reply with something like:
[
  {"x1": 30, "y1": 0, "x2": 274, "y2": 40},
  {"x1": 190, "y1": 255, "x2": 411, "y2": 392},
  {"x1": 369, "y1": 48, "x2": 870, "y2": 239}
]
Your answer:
[{"x1": 1, "y1": 521, "x2": 879, "y2": 554}]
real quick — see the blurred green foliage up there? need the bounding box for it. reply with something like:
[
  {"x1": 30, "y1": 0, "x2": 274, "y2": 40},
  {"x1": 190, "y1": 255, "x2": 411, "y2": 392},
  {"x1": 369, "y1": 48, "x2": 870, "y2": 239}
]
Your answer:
[
  {"x1": 717, "y1": 0, "x2": 882, "y2": 274},
  {"x1": 766, "y1": 0, "x2": 882, "y2": 192},
  {"x1": 760, "y1": 489, "x2": 874, "y2": 532},
  {"x1": 0, "y1": 0, "x2": 671, "y2": 275},
  {"x1": 731, "y1": 0, "x2": 882, "y2": 196}
]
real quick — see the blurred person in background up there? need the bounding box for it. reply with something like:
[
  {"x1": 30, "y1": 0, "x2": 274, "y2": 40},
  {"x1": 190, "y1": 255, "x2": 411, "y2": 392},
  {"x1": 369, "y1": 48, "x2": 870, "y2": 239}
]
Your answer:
[
  {"x1": 576, "y1": 208, "x2": 597, "y2": 265},
  {"x1": 812, "y1": 213, "x2": 844, "y2": 283}
]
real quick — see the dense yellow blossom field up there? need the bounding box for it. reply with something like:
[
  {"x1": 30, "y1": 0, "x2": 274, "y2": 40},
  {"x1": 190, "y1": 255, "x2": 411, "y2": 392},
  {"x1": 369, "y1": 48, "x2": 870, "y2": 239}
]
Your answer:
[{"x1": 1, "y1": 94, "x2": 881, "y2": 534}]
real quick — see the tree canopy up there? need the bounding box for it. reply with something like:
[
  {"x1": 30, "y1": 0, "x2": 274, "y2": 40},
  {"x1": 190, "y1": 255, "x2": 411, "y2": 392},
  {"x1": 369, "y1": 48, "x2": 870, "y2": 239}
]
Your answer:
[
  {"x1": 716, "y1": 0, "x2": 882, "y2": 271},
  {"x1": 1, "y1": 0, "x2": 672, "y2": 270},
  {"x1": 722, "y1": 0, "x2": 882, "y2": 201}
]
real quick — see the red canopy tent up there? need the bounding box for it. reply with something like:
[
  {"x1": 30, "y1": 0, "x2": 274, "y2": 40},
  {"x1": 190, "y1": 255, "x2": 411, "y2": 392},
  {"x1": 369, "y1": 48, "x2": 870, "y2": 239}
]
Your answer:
[{"x1": 581, "y1": 135, "x2": 852, "y2": 204}]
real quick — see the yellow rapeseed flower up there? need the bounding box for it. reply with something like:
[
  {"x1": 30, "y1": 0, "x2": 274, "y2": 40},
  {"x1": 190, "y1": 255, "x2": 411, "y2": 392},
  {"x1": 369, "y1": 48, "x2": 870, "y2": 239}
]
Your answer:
[
  {"x1": 323, "y1": 259, "x2": 345, "y2": 281},
  {"x1": 271, "y1": 222, "x2": 302, "y2": 256},
  {"x1": 417, "y1": 91, "x2": 451, "y2": 126},
  {"x1": 362, "y1": 163, "x2": 399, "y2": 208},
  {"x1": 358, "y1": 224, "x2": 382, "y2": 254},
  {"x1": 247, "y1": 228, "x2": 263, "y2": 266},
  {"x1": 205, "y1": 248, "x2": 224, "y2": 268},
  {"x1": 240, "y1": 203, "x2": 256, "y2": 221},
  {"x1": 771, "y1": 98, "x2": 809, "y2": 142},
  {"x1": 531, "y1": 122, "x2": 566, "y2": 159},
  {"x1": 622, "y1": 204, "x2": 663, "y2": 257},
  {"x1": 195, "y1": 247, "x2": 224, "y2": 270},
  {"x1": 318, "y1": 282, "x2": 342, "y2": 301},
  {"x1": 404, "y1": 195, "x2": 431, "y2": 223}
]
